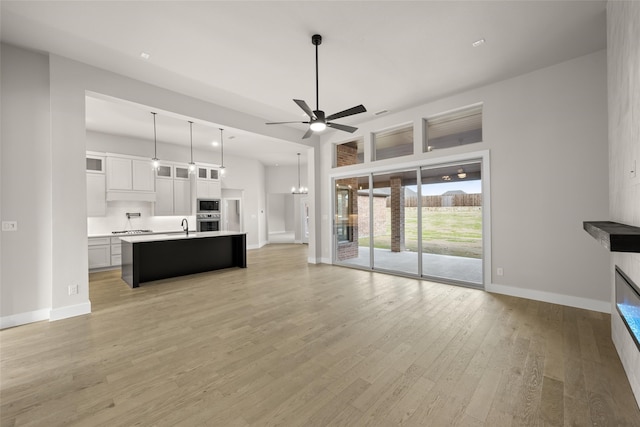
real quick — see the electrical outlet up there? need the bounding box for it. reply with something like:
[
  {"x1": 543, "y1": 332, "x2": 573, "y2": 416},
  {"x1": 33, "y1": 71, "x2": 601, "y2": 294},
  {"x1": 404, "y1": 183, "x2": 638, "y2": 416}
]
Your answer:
[
  {"x1": 497, "y1": 267, "x2": 504, "y2": 276},
  {"x1": 2, "y1": 221, "x2": 17, "y2": 232},
  {"x1": 68, "y1": 285, "x2": 79, "y2": 295}
]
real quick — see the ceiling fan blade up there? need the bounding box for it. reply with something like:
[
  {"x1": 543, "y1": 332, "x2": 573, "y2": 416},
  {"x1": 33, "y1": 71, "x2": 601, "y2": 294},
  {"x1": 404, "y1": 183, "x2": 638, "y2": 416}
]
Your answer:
[
  {"x1": 302, "y1": 128, "x2": 314, "y2": 139},
  {"x1": 326, "y1": 104, "x2": 367, "y2": 121},
  {"x1": 266, "y1": 121, "x2": 309, "y2": 125},
  {"x1": 327, "y1": 122, "x2": 358, "y2": 133},
  {"x1": 293, "y1": 99, "x2": 316, "y2": 119}
]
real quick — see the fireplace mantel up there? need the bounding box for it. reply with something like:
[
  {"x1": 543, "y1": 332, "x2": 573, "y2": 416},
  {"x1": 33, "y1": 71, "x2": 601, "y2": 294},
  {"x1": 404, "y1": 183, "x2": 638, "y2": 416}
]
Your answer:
[{"x1": 583, "y1": 221, "x2": 640, "y2": 252}]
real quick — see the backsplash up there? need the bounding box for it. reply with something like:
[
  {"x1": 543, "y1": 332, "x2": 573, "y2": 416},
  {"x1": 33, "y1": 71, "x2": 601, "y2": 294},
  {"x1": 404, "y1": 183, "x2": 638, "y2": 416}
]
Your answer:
[{"x1": 87, "y1": 201, "x2": 195, "y2": 235}]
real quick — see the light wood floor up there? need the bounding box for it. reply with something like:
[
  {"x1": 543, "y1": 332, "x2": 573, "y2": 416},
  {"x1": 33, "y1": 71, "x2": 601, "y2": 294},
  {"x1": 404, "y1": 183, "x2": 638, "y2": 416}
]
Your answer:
[{"x1": 2, "y1": 244, "x2": 639, "y2": 426}]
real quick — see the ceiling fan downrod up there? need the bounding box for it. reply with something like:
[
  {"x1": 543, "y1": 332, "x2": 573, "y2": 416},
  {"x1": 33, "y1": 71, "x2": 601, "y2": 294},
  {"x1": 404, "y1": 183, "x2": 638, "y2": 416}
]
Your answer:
[{"x1": 312, "y1": 34, "x2": 322, "y2": 112}]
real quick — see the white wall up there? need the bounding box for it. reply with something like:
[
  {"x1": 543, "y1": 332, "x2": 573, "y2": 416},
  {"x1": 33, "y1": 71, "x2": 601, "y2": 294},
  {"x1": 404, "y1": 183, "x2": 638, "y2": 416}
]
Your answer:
[
  {"x1": 320, "y1": 49, "x2": 610, "y2": 311},
  {"x1": 607, "y1": 0, "x2": 640, "y2": 406},
  {"x1": 266, "y1": 164, "x2": 307, "y2": 239},
  {"x1": 1, "y1": 44, "x2": 53, "y2": 327},
  {"x1": 267, "y1": 194, "x2": 288, "y2": 233},
  {"x1": 1, "y1": 43, "x2": 300, "y2": 325},
  {"x1": 265, "y1": 164, "x2": 308, "y2": 194},
  {"x1": 219, "y1": 152, "x2": 266, "y2": 249}
]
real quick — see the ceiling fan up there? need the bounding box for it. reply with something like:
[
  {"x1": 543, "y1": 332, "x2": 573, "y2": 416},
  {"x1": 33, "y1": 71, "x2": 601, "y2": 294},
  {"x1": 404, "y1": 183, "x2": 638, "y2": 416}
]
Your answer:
[{"x1": 266, "y1": 34, "x2": 367, "y2": 139}]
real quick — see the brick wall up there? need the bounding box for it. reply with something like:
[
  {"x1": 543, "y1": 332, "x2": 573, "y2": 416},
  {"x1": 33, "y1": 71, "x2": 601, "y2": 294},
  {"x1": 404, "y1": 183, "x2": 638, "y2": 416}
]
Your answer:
[
  {"x1": 336, "y1": 143, "x2": 358, "y2": 167},
  {"x1": 335, "y1": 146, "x2": 359, "y2": 260},
  {"x1": 390, "y1": 177, "x2": 405, "y2": 252}
]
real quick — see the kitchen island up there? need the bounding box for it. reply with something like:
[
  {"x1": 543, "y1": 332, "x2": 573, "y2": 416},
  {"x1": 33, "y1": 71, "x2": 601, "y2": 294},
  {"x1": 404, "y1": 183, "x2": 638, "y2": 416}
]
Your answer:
[{"x1": 120, "y1": 231, "x2": 246, "y2": 288}]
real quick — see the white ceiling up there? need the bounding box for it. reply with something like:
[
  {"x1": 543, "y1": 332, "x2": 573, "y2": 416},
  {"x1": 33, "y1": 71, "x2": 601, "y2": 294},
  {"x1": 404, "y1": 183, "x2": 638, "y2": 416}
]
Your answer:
[{"x1": 1, "y1": 1, "x2": 607, "y2": 166}]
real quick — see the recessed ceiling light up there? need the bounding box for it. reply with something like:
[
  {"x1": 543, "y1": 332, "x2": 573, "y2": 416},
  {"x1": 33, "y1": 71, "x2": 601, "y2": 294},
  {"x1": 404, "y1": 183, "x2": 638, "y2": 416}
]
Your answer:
[
  {"x1": 212, "y1": 141, "x2": 219, "y2": 146},
  {"x1": 472, "y1": 38, "x2": 485, "y2": 47},
  {"x1": 228, "y1": 136, "x2": 235, "y2": 140},
  {"x1": 140, "y1": 52, "x2": 151, "y2": 60}
]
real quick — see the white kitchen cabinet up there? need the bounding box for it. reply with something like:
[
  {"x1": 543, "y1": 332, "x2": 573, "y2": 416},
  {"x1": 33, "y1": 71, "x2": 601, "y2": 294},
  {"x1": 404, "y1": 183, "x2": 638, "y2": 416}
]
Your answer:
[
  {"x1": 110, "y1": 237, "x2": 122, "y2": 266},
  {"x1": 154, "y1": 163, "x2": 192, "y2": 216},
  {"x1": 88, "y1": 237, "x2": 111, "y2": 269},
  {"x1": 175, "y1": 166, "x2": 190, "y2": 180},
  {"x1": 156, "y1": 165, "x2": 172, "y2": 179},
  {"x1": 132, "y1": 159, "x2": 155, "y2": 192},
  {"x1": 87, "y1": 172, "x2": 106, "y2": 217},
  {"x1": 87, "y1": 152, "x2": 106, "y2": 217},
  {"x1": 196, "y1": 180, "x2": 221, "y2": 199},
  {"x1": 173, "y1": 179, "x2": 191, "y2": 215},
  {"x1": 107, "y1": 157, "x2": 133, "y2": 190},
  {"x1": 86, "y1": 153, "x2": 105, "y2": 173},
  {"x1": 197, "y1": 165, "x2": 220, "y2": 182},
  {"x1": 196, "y1": 164, "x2": 221, "y2": 199},
  {"x1": 155, "y1": 178, "x2": 174, "y2": 216},
  {"x1": 107, "y1": 156, "x2": 155, "y2": 192}
]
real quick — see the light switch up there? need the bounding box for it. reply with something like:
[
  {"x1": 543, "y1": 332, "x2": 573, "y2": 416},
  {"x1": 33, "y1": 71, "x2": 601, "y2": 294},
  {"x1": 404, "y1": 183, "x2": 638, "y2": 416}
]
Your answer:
[{"x1": 2, "y1": 221, "x2": 18, "y2": 232}]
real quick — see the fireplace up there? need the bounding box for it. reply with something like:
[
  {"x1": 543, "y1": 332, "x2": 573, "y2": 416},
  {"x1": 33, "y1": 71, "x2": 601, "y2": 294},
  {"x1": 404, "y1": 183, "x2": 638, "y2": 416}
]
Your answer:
[{"x1": 615, "y1": 266, "x2": 640, "y2": 351}]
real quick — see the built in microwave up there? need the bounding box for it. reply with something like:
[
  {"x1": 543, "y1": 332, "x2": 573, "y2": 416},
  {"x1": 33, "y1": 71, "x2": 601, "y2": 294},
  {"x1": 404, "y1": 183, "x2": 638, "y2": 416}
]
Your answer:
[{"x1": 197, "y1": 198, "x2": 220, "y2": 213}]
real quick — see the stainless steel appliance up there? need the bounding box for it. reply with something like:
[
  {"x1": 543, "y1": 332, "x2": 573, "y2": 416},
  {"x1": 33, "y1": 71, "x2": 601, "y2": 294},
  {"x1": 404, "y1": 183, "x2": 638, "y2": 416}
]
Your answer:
[
  {"x1": 197, "y1": 198, "x2": 220, "y2": 213},
  {"x1": 112, "y1": 229, "x2": 153, "y2": 235},
  {"x1": 197, "y1": 213, "x2": 220, "y2": 232}
]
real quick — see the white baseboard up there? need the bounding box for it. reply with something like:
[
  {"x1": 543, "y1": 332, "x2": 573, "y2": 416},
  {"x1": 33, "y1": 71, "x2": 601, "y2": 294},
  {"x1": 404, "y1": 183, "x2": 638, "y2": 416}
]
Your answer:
[
  {"x1": 1, "y1": 308, "x2": 50, "y2": 329},
  {"x1": 486, "y1": 283, "x2": 611, "y2": 313},
  {"x1": 49, "y1": 301, "x2": 92, "y2": 322},
  {"x1": 307, "y1": 257, "x2": 332, "y2": 264}
]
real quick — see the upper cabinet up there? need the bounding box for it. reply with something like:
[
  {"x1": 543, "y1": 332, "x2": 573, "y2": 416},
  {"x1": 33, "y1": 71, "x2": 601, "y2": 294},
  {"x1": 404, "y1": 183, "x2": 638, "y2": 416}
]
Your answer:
[
  {"x1": 196, "y1": 164, "x2": 221, "y2": 199},
  {"x1": 154, "y1": 162, "x2": 193, "y2": 216},
  {"x1": 86, "y1": 152, "x2": 106, "y2": 216},
  {"x1": 86, "y1": 153, "x2": 105, "y2": 173},
  {"x1": 197, "y1": 166, "x2": 220, "y2": 182},
  {"x1": 106, "y1": 155, "x2": 156, "y2": 201}
]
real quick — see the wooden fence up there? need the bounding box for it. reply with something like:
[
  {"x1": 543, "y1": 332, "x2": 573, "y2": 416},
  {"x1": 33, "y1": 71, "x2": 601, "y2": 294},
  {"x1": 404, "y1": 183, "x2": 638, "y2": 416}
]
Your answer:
[{"x1": 400, "y1": 193, "x2": 482, "y2": 208}]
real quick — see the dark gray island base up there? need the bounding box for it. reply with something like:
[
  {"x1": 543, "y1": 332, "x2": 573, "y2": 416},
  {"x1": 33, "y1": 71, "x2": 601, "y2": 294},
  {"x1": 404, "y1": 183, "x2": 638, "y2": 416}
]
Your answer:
[{"x1": 120, "y1": 231, "x2": 246, "y2": 288}]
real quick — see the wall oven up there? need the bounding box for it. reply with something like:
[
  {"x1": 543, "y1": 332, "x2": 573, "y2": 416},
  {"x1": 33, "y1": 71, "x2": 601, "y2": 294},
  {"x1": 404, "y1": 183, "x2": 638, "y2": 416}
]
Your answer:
[{"x1": 197, "y1": 213, "x2": 220, "y2": 232}]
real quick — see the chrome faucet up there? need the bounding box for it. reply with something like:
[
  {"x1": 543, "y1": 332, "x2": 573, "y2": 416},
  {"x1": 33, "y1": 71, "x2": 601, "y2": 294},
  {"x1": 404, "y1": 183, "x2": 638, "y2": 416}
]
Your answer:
[{"x1": 181, "y1": 218, "x2": 189, "y2": 235}]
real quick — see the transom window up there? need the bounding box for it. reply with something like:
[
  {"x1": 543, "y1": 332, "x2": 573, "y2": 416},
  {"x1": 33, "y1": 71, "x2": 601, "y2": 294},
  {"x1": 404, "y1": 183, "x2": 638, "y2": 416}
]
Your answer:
[
  {"x1": 425, "y1": 104, "x2": 482, "y2": 152},
  {"x1": 373, "y1": 124, "x2": 413, "y2": 161}
]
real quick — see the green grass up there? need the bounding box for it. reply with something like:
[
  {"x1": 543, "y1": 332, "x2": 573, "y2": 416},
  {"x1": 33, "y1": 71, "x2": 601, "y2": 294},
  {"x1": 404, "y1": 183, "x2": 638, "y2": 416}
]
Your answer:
[{"x1": 358, "y1": 207, "x2": 483, "y2": 259}]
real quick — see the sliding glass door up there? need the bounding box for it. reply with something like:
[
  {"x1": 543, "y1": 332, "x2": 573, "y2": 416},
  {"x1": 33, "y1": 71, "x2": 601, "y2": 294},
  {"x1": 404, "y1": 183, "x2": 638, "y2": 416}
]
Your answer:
[
  {"x1": 333, "y1": 160, "x2": 483, "y2": 287},
  {"x1": 334, "y1": 175, "x2": 370, "y2": 268},
  {"x1": 371, "y1": 170, "x2": 419, "y2": 275},
  {"x1": 420, "y1": 162, "x2": 483, "y2": 285}
]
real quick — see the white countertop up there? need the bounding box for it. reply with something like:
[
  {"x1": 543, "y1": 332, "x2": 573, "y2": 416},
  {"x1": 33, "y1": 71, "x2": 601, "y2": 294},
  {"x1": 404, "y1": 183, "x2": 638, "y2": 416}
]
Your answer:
[
  {"x1": 88, "y1": 230, "x2": 196, "y2": 239},
  {"x1": 118, "y1": 231, "x2": 246, "y2": 244}
]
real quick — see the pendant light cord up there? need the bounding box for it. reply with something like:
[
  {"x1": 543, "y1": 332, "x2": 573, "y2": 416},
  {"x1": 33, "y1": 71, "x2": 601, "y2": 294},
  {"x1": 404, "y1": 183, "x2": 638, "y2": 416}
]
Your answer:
[
  {"x1": 152, "y1": 112, "x2": 157, "y2": 158},
  {"x1": 220, "y1": 128, "x2": 224, "y2": 168},
  {"x1": 189, "y1": 121, "x2": 194, "y2": 163}
]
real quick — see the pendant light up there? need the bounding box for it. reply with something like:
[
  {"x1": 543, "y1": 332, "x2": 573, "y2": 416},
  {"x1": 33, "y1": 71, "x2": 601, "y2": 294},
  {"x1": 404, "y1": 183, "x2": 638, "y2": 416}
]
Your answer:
[
  {"x1": 219, "y1": 128, "x2": 226, "y2": 176},
  {"x1": 291, "y1": 153, "x2": 308, "y2": 194},
  {"x1": 150, "y1": 112, "x2": 159, "y2": 169},
  {"x1": 188, "y1": 121, "x2": 196, "y2": 173}
]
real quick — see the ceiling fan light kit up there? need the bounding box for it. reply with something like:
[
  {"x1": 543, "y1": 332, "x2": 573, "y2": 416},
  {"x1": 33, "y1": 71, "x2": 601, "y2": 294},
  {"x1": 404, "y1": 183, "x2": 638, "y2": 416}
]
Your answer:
[{"x1": 267, "y1": 34, "x2": 367, "y2": 139}]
